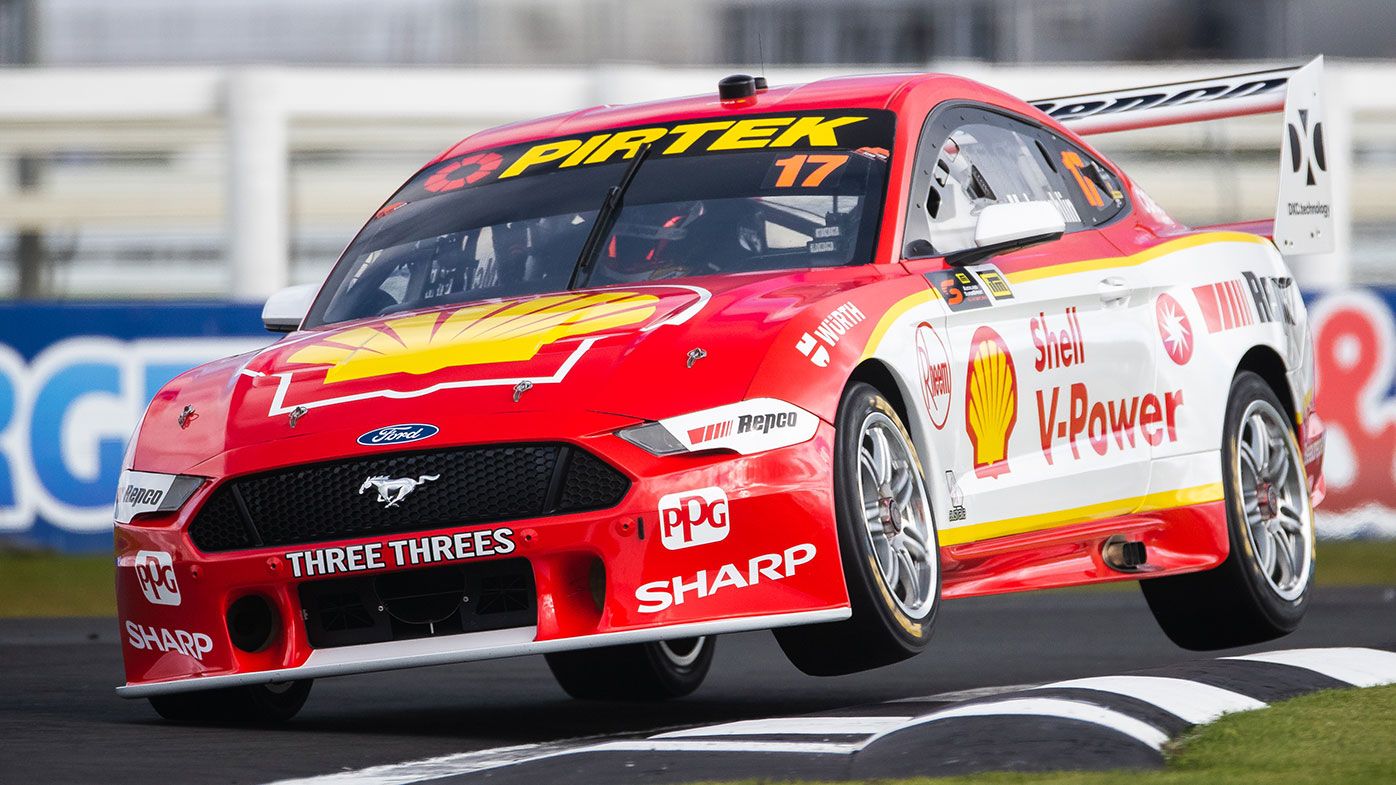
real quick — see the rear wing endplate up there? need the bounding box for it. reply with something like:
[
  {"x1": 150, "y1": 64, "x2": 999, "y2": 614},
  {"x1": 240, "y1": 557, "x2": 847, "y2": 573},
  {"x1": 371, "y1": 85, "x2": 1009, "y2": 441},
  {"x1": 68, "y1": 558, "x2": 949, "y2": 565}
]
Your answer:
[{"x1": 1031, "y1": 57, "x2": 1334, "y2": 256}]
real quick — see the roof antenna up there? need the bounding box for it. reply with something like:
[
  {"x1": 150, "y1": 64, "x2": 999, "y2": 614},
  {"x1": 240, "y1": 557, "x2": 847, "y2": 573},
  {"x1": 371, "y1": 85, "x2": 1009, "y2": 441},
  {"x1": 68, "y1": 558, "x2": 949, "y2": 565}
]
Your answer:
[{"x1": 756, "y1": 29, "x2": 768, "y2": 90}]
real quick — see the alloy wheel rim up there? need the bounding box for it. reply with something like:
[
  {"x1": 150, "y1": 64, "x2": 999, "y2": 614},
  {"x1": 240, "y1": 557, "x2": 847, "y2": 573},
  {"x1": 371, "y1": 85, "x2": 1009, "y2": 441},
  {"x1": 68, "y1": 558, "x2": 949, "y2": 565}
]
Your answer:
[
  {"x1": 657, "y1": 637, "x2": 706, "y2": 668},
  {"x1": 856, "y1": 411, "x2": 938, "y2": 618},
  {"x1": 1236, "y1": 399, "x2": 1313, "y2": 602}
]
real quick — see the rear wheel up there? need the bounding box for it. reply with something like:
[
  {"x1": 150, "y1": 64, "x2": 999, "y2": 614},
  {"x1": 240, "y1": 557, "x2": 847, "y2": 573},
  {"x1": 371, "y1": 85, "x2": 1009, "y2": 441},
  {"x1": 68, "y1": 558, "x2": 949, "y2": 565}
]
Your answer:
[
  {"x1": 1141, "y1": 371, "x2": 1313, "y2": 649},
  {"x1": 775, "y1": 382, "x2": 940, "y2": 676},
  {"x1": 147, "y1": 679, "x2": 312, "y2": 723},
  {"x1": 545, "y1": 636, "x2": 713, "y2": 700}
]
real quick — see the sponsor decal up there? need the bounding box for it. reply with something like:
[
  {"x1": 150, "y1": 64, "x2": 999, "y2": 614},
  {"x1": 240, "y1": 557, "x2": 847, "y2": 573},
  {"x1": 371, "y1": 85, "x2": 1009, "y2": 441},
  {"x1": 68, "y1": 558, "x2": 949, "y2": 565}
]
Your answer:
[
  {"x1": 1029, "y1": 300, "x2": 1188, "y2": 464},
  {"x1": 1037, "y1": 383, "x2": 1184, "y2": 464},
  {"x1": 287, "y1": 291, "x2": 660, "y2": 384},
  {"x1": 1312, "y1": 294, "x2": 1396, "y2": 515},
  {"x1": 687, "y1": 420, "x2": 733, "y2": 445},
  {"x1": 661, "y1": 399, "x2": 820, "y2": 455},
  {"x1": 944, "y1": 471, "x2": 966, "y2": 522},
  {"x1": 658, "y1": 487, "x2": 730, "y2": 550},
  {"x1": 914, "y1": 322, "x2": 951, "y2": 429},
  {"x1": 1193, "y1": 278, "x2": 1256, "y2": 333},
  {"x1": 493, "y1": 114, "x2": 876, "y2": 180},
  {"x1": 356, "y1": 423, "x2": 440, "y2": 447},
  {"x1": 359, "y1": 474, "x2": 440, "y2": 509},
  {"x1": 114, "y1": 470, "x2": 181, "y2": 524},
  {"x1": 1286, "y1": 109, "x2": 1327, "y2": 189},
  {"x1": 133, "y1": 550, "x2": 180, "y2": 607},
  {"x1": 1031, "y1": 307, "x2": 1086, "y2": 372},
  {"x1": 1031, "y1": 72, "x2": 1288, "y2": 126},
  {"x1": 284, "y1": 527, "x2": 516, "y2": 578},
  {"x1": 424, "y1": 151, "x2": 503, "y2": 192},
  {"x1": 1194, "y1": 274, "x2": 1299, "y2": 335},
  {"x1": 965, "y1": 326, "x2": 1017, "y2": 478},
  {"x1": 1155, "y1": 293, "x2": 1194, "y2": 365},
  {"x1": 926, "y1": 269, "x2": 993, "y2": 312},
  {"x1": 689, "y1": 411, "x2": 800, "y2": 446},
  {"x1": 1243, "y1": 272, "x2": 1299, "y2": 327},
  {"x1": 262, "y1": 284, "x2": 710, "y2": 417},
  {"x1": 973, "y1": 265, "x2": 1015, "y2": 301},
  {"x1": 634, "y1": 543, "x2": 816, "y2": 613},
  {"x1": 795, "y1": 302, "x2": 866, "y2": 367},
  {"x1": 124, "y1": 621, "x2": 213, "y2": 661}
]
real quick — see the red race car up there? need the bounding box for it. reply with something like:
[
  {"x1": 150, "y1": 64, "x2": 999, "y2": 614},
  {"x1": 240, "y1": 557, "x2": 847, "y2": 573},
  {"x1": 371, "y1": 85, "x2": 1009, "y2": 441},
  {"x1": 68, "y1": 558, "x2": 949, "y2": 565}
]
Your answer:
[{"x1": 115, "y1": 63, "x2": 1331, "y2": 721}]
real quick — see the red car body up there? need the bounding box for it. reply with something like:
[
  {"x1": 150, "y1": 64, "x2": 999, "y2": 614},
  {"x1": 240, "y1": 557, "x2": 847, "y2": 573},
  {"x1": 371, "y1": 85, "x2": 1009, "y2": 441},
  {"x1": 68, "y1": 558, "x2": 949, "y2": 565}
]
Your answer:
[{"x1": 115, "y1": 71, "x2": 1325, "y2": 698}]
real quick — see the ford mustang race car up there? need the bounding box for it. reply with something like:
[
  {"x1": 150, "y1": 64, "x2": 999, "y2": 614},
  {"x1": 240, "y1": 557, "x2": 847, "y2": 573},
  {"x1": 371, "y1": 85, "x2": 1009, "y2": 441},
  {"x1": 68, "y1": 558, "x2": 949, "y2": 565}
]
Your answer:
[{"x1": 115, "y1": 61, "x2": 1332, "y2": 721}]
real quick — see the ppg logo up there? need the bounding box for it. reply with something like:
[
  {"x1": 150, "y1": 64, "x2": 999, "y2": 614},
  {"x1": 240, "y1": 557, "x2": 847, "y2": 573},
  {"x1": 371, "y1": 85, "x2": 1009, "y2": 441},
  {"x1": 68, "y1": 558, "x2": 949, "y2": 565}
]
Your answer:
[
  {"x1": 1287, "y1": 109, "x2": 1327, "y2": 187},
  {"x1": 134, "y1": 550, "x2": 181, "y2": 606},
  {"x1": 657, "y1": 487, "x2": 730, "y2": 550}
]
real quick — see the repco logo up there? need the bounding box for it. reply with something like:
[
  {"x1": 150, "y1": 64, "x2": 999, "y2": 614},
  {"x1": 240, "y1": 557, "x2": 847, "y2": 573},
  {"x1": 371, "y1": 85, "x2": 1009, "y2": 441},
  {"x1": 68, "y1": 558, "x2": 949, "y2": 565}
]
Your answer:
[
  {"x1": 134, "y1": 550, "x2": 181, "y2": 606},
  {"x1": 738, "y1": 412, "x2": 797, "y2": 434},
  {"x1": 122, "y1": 485, "x2": 164, "y2": 507},
  {"x1": 658, "y1": 487, "x2": 729, "y2": 550}
]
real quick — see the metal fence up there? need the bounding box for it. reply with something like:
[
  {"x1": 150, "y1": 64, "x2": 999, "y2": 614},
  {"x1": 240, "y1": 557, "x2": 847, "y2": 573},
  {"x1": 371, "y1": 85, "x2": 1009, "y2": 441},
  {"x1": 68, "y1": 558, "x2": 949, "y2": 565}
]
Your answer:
[{"x1": 0, "y1": 61, "x2": 1392, "y2": 301}]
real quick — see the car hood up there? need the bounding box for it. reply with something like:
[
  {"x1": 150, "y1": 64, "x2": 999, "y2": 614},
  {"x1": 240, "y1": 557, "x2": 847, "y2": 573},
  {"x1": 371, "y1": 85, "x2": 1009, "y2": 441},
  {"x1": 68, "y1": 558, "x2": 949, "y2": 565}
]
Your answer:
[{"x1": 131, "y1": 269, "x2": 884, "y2": 475}]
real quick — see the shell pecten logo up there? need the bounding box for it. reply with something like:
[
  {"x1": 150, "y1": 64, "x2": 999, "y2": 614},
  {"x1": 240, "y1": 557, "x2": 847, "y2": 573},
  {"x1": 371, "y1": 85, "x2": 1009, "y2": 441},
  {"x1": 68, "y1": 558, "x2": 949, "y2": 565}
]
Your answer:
[
  {"x1": 287, "y1": 292, "x2": 659, "y2": 383},
  {"x1": 965, "y1": 326, "x2": 1018, "y2": 478}
]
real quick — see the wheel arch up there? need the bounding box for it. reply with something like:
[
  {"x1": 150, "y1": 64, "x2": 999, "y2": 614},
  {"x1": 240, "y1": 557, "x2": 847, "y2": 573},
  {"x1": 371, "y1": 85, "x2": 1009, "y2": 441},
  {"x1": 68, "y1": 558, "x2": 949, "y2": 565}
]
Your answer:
[
  {"x1": 1236, "y1": 344, "x2": 1297, "y2": 424},
  {"x1": 844, "y1": 357, "x2": 949, "y2": 525},
  {"x1": 848, "y1": 358, "x2": 914, "y2": 432}
]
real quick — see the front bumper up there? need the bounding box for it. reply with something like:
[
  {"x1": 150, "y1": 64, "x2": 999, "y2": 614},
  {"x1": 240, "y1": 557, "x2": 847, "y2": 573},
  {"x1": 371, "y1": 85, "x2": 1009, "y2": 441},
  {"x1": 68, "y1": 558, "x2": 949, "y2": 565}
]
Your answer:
[{"x1": 115, "y1": 424, "x2": 847, "y2": 697}]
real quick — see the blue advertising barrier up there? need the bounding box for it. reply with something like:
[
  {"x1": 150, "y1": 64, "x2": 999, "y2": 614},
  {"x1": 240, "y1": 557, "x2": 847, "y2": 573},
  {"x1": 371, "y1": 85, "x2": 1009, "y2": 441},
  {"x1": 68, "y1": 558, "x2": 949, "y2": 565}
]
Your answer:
[
  {"x1": 0, "y1": 302, "x2": 268, "y2": 552},
  {"x1": 2, "y1": 290, "x2": 1394, "y2": 553}
]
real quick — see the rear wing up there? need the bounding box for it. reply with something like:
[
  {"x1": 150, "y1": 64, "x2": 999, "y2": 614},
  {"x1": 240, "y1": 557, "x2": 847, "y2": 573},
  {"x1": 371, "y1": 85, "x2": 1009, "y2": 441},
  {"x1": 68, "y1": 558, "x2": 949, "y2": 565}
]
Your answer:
[{"x1": 1031, "y1": 57, "x2": 1333, "y2": 257}]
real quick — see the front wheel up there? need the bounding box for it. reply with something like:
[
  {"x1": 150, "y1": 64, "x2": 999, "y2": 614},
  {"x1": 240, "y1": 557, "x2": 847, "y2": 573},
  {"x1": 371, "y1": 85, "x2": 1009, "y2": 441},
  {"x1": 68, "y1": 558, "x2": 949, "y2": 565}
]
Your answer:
[
  {"x1": 545, "y1": 636, "x2": 714, "y2": 700},
  {"x1": 1141, "y1": 371, "x2": 1314, "y2": 649},
  {"x1": 776, "y1": 382, "x2": 941, "y2": 676},
  {"x1": 147, "y1": 679, "x2": 312, "y2": 723}
]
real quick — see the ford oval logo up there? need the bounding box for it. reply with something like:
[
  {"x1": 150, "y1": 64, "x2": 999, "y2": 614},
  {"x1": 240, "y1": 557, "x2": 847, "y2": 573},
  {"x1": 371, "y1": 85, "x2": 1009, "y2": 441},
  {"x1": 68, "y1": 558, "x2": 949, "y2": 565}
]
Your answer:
[{"x1": 357, "y1": 424, "x2": 440, "y2": 447}]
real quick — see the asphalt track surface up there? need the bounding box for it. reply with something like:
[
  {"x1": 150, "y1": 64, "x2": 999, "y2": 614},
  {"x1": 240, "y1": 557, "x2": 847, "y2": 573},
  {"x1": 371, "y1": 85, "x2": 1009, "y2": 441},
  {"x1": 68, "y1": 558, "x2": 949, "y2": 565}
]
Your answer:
[{"x1": 3, "y1": 587, "x2": 1393, "y2": 784}]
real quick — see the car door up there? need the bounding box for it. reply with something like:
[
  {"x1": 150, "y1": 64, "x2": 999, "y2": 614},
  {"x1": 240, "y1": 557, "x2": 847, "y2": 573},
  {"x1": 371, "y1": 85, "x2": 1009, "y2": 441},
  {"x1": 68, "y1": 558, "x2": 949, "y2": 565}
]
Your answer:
[{"x1": 900, "y1": 105, "x2": 1156, "y2": 547}]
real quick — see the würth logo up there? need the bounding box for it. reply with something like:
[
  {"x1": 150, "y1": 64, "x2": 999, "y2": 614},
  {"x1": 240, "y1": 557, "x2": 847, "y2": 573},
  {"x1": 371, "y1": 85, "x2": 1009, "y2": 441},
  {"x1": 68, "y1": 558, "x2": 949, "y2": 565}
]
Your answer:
[
  {"x1": 1287, "y1": 109, "x2": 1327, "y2": 187},
  {"x1": 795, "y1": 302, "x2": 866, "y2": 367}
]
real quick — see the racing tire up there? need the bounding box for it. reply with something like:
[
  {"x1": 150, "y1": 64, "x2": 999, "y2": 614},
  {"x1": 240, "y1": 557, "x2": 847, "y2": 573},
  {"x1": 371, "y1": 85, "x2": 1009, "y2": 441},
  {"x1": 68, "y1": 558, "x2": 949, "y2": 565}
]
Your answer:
[
  {"x1": 545, "y1": 637, "x2": 714, "y2": 700},
  {"x1": 1141, "y1": 371, "x2": 1314, "y2": 650},
  {"x1": 147, "y1": 679, "x2": 312, "y2": 723},
  {"x1": 775, "y1": 382, "x2": 941, "y2": 676}
]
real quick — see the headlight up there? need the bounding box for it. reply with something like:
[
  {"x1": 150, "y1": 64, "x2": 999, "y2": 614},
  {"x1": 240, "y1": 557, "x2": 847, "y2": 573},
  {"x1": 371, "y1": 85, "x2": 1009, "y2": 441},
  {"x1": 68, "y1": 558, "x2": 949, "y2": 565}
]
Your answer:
[
  {"x1": 617, "y1": 398, "x2": 820, "y2": 457},
  {"x1": 115, "y1": 470, "x2": 203, "y2": 524}
]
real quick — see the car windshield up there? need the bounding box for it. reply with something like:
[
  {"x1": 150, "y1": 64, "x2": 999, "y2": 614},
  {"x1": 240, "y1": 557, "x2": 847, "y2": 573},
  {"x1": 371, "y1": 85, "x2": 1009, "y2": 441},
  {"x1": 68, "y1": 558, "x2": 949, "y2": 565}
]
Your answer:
[{"x1": 305, "y1": 110, "x2": 895, "y2": 327}]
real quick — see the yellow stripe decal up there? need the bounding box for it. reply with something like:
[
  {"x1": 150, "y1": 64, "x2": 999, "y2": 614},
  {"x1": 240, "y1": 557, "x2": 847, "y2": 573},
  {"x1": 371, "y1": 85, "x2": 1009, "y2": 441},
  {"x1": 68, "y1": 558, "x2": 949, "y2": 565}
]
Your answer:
[
  {"x1": 939, "y1": 482, "x2": 1225, "y2": 547},
  {"x1": 858, "y1": 289, "x2": 935, "y2": 362},
  {"x1": 860, "y1": 232, "x2": 1268, "y2": 362},
  {"x1": 1004, "y1": 232, "x2": 1268, "y2": 285}
]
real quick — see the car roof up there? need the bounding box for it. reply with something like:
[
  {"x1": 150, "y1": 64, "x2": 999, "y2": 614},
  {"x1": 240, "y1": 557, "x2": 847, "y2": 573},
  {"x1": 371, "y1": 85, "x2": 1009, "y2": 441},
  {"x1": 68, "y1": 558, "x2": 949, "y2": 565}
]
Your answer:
[{"x1": 431, "y1": 72, "x2": 971, "y2": 164}]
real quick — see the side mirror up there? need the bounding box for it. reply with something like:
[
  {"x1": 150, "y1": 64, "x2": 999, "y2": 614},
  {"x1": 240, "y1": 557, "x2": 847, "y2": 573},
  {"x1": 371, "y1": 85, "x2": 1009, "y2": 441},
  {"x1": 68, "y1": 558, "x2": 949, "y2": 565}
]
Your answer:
[
  {"x1": 947, "y1": 201, "x2": 1066, "y2": 266},
  {"x1": 262, "y1": 284, "x2": 318, "y2": 333}
]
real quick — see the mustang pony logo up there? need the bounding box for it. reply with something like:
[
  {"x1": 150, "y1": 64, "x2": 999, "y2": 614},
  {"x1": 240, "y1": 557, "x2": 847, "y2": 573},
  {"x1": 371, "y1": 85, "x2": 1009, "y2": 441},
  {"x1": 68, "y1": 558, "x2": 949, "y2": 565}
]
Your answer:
[
  {"x1": 359, "y1": 474, "x2": 440, "y2": 508},
  {"x1": 287, "y1": 291, "x2": 660, "y2": 384}
]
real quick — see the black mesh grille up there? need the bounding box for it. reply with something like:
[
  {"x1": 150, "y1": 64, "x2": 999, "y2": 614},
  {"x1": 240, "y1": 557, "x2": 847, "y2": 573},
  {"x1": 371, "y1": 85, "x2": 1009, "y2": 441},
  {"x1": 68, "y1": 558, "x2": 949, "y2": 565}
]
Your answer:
[
  {"x1": 188, "y1": 444, "x2": 628, "y2": 553},
  {"x1": 187, "y1": 488, "x2": 254, "y2": 552}
]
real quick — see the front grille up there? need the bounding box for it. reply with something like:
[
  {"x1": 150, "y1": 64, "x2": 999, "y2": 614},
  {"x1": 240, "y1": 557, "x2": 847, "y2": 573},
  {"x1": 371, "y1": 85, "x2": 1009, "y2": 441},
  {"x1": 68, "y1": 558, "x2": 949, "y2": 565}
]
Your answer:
[
  {"x1": 299, "y1": 559, "x2": 536, "y2": 649},
  {"x1": 188, "y1": 443, "x2": 629, "y2": 553}
]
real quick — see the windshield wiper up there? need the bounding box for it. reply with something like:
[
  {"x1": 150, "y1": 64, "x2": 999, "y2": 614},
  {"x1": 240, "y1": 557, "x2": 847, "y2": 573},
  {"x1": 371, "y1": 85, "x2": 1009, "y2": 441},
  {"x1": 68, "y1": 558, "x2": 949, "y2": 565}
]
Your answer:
[{"x1": 567, "y1": 143, "x2": 655, "y2": 290}]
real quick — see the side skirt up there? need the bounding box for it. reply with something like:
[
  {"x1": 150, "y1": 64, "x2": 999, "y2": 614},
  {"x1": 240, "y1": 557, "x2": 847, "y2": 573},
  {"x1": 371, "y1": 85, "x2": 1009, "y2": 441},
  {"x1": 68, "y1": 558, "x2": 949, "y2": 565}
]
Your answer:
[{"x1": 940, "y1": 500, "x2": 1229, "y2": 599}]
